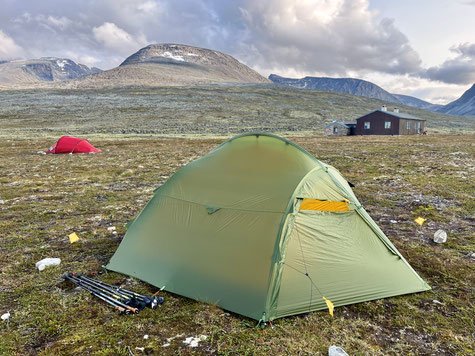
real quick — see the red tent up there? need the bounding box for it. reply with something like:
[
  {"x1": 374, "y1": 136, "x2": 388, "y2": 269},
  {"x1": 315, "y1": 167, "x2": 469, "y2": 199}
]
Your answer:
[{"x1": 46, "y1": 136, "x2": 101, "y2": 154}]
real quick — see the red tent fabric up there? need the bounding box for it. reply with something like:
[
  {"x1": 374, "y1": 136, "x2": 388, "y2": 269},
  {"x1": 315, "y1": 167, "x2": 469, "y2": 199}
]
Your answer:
[{"x1": 46, "y1": 136, "x2": 101, "y2": 154}]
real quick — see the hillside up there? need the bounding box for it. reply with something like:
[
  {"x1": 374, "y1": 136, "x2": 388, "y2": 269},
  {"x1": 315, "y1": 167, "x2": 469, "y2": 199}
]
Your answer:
[
  {"x1": 269, "y1": 74, "x2": 442, "y2": 112},
  {"x1": 64, "y1": 44, "x2": 270, "y2": 88},
  {"x1": 437, "y1": 84, "x2": 475, "y2": 116},
  {"x1": 0, "y1": 86, "x2": 471, "y2": 139},
  {"x1": 0, "y1": 58, "x2": 100, "y2": 84},
  {"x1": 392, "y1": 94, "x2": 441, "y2": 111},
  {"x1": 270, "y1": 74, "x2": 400, "y2": 102}
]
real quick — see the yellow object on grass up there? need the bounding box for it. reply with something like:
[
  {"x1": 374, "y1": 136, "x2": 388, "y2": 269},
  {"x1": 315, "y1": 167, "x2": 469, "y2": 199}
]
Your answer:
[
  {"x1": 414, "y1": 217, "x2": 427, "y2": 226},
  {"x1": 322, "y1": 296, "x2": 334, "y2": 317},
  {"x1": 300, "y1": 199, "x2": 350, "y2": 212},
  {"x1": 68, "y1": 232, "x2": 79, "y2": 244}
]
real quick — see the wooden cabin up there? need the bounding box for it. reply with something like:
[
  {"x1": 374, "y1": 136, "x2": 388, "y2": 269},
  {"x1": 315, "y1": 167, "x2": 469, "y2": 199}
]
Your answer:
[{"x1": 354, "y1": 106, "x2": 426, "y2": 135}]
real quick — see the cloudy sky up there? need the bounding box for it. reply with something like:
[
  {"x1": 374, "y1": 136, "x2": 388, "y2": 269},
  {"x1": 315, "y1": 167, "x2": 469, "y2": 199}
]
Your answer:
[{"x1": 0, "y1": 0, "x2": 474, "y2": 103}]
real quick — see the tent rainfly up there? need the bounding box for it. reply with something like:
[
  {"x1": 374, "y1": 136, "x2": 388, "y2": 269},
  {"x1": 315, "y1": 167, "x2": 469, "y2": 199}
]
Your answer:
[
  {"x1": 106, "y1": 133, "x2": 430, "y2": 321},
  {"x1": 46, "y1": 136, "x2": 101, "y2": 154}
]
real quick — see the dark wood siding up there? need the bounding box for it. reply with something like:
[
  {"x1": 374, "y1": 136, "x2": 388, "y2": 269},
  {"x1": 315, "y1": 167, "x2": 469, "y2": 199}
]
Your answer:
[
  {"x1": 355, "y1": 111, "x2": 400, "y2": 135},
  {"x1": 399, "y1": 119, "x2": 425, "y2": 135}
]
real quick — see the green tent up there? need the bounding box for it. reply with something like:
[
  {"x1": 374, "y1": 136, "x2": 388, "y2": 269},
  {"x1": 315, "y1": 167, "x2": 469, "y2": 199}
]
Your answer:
[{"x1": 106, "y1": 133, "x2": 430, "y2": 321}]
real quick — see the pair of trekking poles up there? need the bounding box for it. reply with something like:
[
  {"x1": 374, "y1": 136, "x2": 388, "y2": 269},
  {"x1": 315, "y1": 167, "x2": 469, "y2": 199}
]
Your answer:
[{"x1": 64, "y1": 273, "x2": 164, "y2": 314}]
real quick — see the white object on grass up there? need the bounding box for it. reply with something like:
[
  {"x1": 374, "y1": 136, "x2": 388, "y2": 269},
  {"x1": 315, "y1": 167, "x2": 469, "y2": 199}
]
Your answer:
[
  {"x1": 329, "y1": 345, "x2": 349, "y2": 356},
  {"x1": 35, "y1": 258, "x2": 61, "y2": 271},
  {"x1": 183, "y1": 335, "x2": 207, "y2": 348},
  {"x1": 1, "y1": 312, "x2": 10, "y2": 321},
  {"x1": 433, "y1": 229, "x2": 447, "y2": 243}
]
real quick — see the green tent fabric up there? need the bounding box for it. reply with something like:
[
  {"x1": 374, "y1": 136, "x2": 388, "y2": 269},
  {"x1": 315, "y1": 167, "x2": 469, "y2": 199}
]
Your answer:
[{"x1": 106, "y1": 133, "x2": 430, "y2": 321}]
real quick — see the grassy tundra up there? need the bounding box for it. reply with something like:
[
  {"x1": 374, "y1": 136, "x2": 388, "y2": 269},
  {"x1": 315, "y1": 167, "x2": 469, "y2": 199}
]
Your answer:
[{"x1": 0, "y1": 87, "x2": 474, "y2": 355}]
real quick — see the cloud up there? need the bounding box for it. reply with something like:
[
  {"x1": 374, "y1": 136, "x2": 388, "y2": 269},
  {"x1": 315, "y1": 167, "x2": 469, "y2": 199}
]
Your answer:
[
  {"x1": 137, "y1": 0, "x2": 160, "y2": 13},
  {"x1": 45, "y1": 15, "x2": 72, "y2": 30},
  {"x1": 0, "y1": 0, "x2": 471, "y2": 103},
  {"x1": 421, "y1": 42, "x2": 475, "y2": 84},
  {"x1": 63, "y1": 51, "x2": 101, "y2": 68},
  {"x1": 0, "y1": 0, "x2": 423, "y2": 76},
  {"x1": 234, "y1": 0, "x2": 422, "y2": 77},
  {"x1": 0, "y1": 29, "x2": 24, "y2": 59},
  {"x1": 93, "y1": 22, "x2": 148, "y2": 57}
]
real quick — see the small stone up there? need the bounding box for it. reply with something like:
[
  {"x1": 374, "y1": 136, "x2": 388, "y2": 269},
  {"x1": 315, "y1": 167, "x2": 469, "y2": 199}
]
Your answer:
[
  {"x1": 390, "y1": 220, "x2": 397, "y2": 224},
  {"x1": 432, "y1": 300, "x2": 443, "y2": 305},
  {"x1": 143, "y1": 334, "x2": 149, "y2": 340}
]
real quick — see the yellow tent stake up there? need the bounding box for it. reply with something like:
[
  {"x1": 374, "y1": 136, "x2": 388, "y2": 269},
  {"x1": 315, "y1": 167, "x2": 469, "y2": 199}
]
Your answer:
[
  {"x1": 414, "y1": 217, "x2": 427, "y2": 226},
  {"x1": 68, "y1": 232, "x2": 79, "y2": 244},
  {"x1": 322, "y1": 296, "x2": 334, "y2": 317}
]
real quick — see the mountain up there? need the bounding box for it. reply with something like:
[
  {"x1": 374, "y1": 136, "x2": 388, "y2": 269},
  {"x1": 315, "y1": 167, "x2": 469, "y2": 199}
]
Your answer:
[
  {"x1": 269, "y1": 74, "x2": 442, "y2": 112},
  {"x1": 65, "y1": 44, "x2": 270, "y2": 88},
  {"x1": 436, "y1": 84, "x2": 475, "y2": 116},
  {"x1": 392, "y1": 94, "x2": 442, "y2": 111},
  {"x1": 269, "y1": 74, "x2": 399, "y2": 102},
  {"x1": 0, "y1": 58, "x2": 101, "y2": 84}
]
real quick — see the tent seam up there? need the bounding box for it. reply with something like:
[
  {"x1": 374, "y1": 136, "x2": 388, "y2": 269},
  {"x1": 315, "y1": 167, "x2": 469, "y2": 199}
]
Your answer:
[
  {"x1": 155, "y1": 193, "x2": 286, "y2": 214},
  {"x1": 263, "y1": 166, "x2": 323, "y2": 320}
]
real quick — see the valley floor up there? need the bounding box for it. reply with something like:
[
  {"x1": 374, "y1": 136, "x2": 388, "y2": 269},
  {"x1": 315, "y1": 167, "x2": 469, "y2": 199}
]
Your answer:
[{"x1": 0, "y1": 134, "x2": 473, "y2": 355}]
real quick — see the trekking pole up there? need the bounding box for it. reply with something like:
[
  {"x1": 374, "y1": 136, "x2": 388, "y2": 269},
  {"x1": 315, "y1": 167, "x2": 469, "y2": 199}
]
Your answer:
[
  {"x1": 68, "y1": 276, "x2": 139, "y2": 314},
  {"x1": 74, "y1": 275, "x2": 147, "y2": 307},
  {"x1": 79, "y1": 275, "x2": 148, "y2": 299},
  {"x1": 67, "y1": 276, "x2": 130, "y2": 314},
  {"x1": 69, "y1": 275, "x2": 147, "y2": 310},
  {"x1": 67, "y1": 274, "x2": 133, "y2": 310},
  {"x1": 66, "y1": 275, "x2": 139, "y2": 314},
  {"x1": 89, "y1": 290, "x2": 129, "y2": 314},
  {"x1": 69, "y1": 274, "x2": 134, "y2": 301},
  {"x1": 78, "y1": 274, "x2": 164, "y2": 309},
  {"x1": 67, "y1": 274, "x2": 140, "y2": 311},
  {"x1": 82, "y1": 274, "x2": 166, "y2": 307},
  {"x1": 78, "y1": 274, "x2": 145, "y2": 300}
]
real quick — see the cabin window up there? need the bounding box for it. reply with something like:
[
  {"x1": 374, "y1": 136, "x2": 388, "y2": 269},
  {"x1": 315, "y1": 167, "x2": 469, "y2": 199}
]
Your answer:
[
  {"x1": 385, "y1": 121, "x2": 391, "y2": 129},
  {"x1": 364, "y1": 121, "x2": 370, "y2": 129},
  {"x1": 406, "y1": 121, "x2": 412, "y2": 129},
  {"x1": 415, "y1": 122, "x2": 421, "y2": 129},
  {"x1": 333, "y1": 126, "x2": 338, "y2": 133}
]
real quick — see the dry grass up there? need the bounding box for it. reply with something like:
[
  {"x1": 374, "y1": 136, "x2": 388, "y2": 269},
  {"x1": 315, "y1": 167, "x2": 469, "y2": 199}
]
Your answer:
[
  {"x1": 0, "y1": 133, "x2": 473, "y2": 355},
  {"x1": 0, "y1": 86, "x2": 473, "y2": 140}
]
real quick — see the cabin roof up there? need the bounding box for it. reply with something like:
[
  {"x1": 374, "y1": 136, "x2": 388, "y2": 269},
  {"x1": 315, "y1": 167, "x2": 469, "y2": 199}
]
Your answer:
[
  {"x1": 355, "y1": 110, "x2": 426, "y2": 121},
  {"x1": 324, "y1": 121, "x2": 349, "y2": 129}
]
